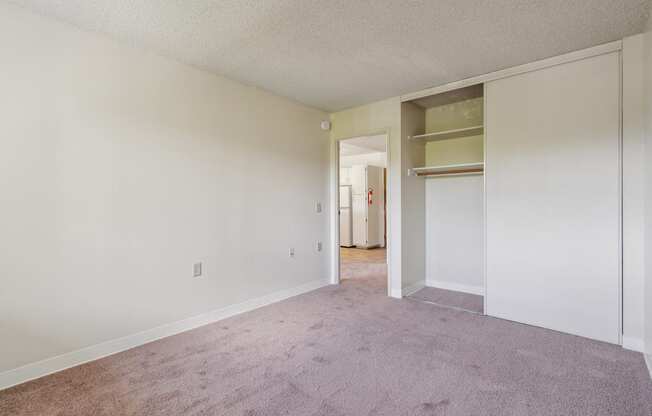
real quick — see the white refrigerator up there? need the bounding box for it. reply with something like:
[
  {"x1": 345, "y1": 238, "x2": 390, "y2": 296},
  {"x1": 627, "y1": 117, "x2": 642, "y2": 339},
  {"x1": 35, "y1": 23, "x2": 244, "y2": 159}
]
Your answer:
[
  {"x1": 339, "y1": 185, "x2": 353, "y2": 247},
  {"x1": 351, "y1": 165, "x2": 384, "y2": 248}
]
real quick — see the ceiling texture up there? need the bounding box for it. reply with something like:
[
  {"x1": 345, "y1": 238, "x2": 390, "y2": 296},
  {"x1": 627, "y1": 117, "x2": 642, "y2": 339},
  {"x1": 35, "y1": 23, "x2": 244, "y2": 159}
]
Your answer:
[{"x1": 10, "y1": 0, "x2": 652, "y2": 112}]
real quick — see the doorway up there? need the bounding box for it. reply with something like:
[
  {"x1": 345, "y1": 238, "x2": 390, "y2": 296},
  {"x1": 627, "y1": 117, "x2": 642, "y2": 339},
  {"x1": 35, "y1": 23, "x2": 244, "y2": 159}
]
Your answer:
[{"x1": 337, "y1": 134, "x2": 388, "y2": 290}]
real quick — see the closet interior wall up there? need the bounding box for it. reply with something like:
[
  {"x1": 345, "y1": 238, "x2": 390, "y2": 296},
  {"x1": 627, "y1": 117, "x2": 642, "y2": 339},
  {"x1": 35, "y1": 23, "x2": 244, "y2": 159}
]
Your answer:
[
  {"x1": 402, "y1": 85, "x2": 485, "y2": 297},
  {"x1": 400, "y1": 102, "x2": 426, "y2": 293}
]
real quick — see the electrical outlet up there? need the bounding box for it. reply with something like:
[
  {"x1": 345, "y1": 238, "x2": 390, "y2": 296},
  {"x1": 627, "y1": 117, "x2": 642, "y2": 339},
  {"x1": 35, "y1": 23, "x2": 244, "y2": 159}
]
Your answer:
[
  {"x1": 289, "y1": 248, "x2": 295, "y2": 258},
  {"x1": 317, "y1": 241, "x2": 322, "y2": 252},
  {"x1": 193, "y1": 262, "x2": 202, "y2": 277},
  {"x1": 315, "y1": 202, "x2": 322, "y2": 213}
]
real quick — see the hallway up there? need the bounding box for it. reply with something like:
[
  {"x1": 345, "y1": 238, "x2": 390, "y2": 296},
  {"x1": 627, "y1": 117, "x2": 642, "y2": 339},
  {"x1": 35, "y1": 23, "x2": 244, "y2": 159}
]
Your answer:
[{"x1": 339, "y1": 247, "x2": 386, "y2": 283}]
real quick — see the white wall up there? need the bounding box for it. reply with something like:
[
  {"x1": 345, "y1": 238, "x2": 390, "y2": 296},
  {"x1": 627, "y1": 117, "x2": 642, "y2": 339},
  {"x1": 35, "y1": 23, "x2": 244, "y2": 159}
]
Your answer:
[
  {"x1": 0, "y1": 2, "x2": 329, "y2": 379},
  {"x1": 340, "y1": 152, "x2": 387, "y2": 168},
  {"x1": 425, "y1": 135, "x2": 484, "y2": 166},
  {"x1": 622, "y1": 34, "x2": 647, "y2": 351},
  {"x1": 644, "y1": 14, "x2": 652, "y2": 357},
  {"x1": 401, "y1": 102, "x2": 426, "y2": 293},
  {"x1": 425, "y1": 176, "x2": 484, "y2": 294},
  {"x1": 425, "y1": 97, "x2": 483, "y2": 132},
  {"x1": 424, "y1": 97, "x2": 484, "y2": 166}
]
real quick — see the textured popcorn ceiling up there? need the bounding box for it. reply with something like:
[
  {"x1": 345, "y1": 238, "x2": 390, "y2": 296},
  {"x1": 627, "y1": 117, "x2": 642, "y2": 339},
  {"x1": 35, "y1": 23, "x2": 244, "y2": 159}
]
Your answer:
[{"x1": 9, "y1": 0, "x2": 652, "y2": 111}]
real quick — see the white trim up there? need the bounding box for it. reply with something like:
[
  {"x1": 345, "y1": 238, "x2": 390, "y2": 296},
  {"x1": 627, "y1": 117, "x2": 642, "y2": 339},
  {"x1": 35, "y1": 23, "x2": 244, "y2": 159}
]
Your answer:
[
  {"x1": 482, "y1": 87, "x2": 488, "y2": 316},
  {"x1": 622, "y1": 336, "x2": 645, "y2": 352},
  {"x1": 401, "y1": 41, "x2": 622, "y2": 102},
  {"x1": 617, "y1": 49, "x2": 624, "y2": 346},
  {"x1": 329, "y1": 136, "x2": 341, "y2": 285},
  {"x1": 645, "y1": 354, "x2": 652, "y2": 380},
  {"x1": 390, "y1": 287, "x2": 402, "y2": 299},
  {"x1": 426, "y1": 279, "x2": 484, "y2": 296},
  {"x1": 0, "y1": 278, "x2": 330, "y2": 391},
  {"x1": 384, "y1": 129, "x2": 392, "y2": 297},
  {"x1": 402, "y1": 281, "x2": 425, "y2": 297}
]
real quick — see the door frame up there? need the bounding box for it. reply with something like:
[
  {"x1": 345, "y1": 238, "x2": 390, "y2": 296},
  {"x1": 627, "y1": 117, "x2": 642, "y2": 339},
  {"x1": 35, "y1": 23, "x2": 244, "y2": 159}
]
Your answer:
[{"x1": 330, "y1": 131, "x2": 391, "y2": 295}]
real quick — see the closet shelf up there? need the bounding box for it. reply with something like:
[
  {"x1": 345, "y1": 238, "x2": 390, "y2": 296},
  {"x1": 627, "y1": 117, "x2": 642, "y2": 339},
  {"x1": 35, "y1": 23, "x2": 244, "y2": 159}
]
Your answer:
[
  {"x1": 408, "y1": 162, "x2": 484, "y2": 177},
  {"x1": 408, "y1": 125, "x2": 484, "y2": 142}
]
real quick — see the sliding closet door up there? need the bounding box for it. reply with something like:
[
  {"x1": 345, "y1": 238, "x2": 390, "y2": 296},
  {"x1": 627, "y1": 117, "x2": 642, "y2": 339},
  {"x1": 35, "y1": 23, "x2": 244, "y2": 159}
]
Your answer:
[{"x1": 485, "y1": 52, "x2": 620, "y2": 344}]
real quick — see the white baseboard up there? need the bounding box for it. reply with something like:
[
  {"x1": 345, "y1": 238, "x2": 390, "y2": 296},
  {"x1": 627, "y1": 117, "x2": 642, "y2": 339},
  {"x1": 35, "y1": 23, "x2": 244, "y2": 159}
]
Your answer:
[
  {"x1": 0, "y1": 278, "x2": 330, "y2": 391},
  {"x1": 390, "y1": 287, "x2": 402, "y2": 299},
  {"x1": 622, "y1": 336, "x2": 645, "y2": 353},
  {"x1": 645, "y1": 354, "x2": 652, "y2": 380},
  {"x1": 425, "y1": 279, "x2": 484, "y2": 296},
  {"x1": 402, "y1": 281, "x2": 425, "y2": 297}
]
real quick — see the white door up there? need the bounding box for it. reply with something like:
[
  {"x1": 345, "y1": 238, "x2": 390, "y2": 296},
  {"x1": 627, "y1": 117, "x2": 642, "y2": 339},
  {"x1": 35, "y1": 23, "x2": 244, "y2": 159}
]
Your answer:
[
  {"x1": 352, "y1": 193, "x2": 367, "y2": 247},
  {"x1": 351, "y1": 165, "x2": 368, "y2": 247},
  {"x1": 340, "y1": 167, "x2": 352, "y2": 186},
  {"x1": 339, "y1": 186, "x2": 353, "y2": 247},
  {"x1": 339, "y1": 185, "x2": 351, "y2": 209},
  {"x1": 351, "y1": 165, "x2": 366, "y2": 195},
  {"x1": 485, "y1": 52, "x2": 620, "y2": 344}
]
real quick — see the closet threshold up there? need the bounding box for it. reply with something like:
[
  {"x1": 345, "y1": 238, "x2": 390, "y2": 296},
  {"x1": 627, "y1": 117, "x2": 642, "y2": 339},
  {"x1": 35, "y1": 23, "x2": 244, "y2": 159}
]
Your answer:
[
  {"x1": 408, "y1": 125, "x2": 483, "y2": 142},
  {"x1": 408, "y1": 162, "x2": 484, "y2": 177}
]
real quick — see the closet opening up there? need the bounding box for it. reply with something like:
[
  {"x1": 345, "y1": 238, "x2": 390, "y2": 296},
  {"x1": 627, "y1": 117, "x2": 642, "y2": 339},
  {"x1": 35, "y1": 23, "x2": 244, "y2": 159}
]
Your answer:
[
  {"x1": 337, "y1": 134, "x2": 388, "y2": 292},
  {"x1": 402, "y1": 83, "x2": 485, "y2": 314}
]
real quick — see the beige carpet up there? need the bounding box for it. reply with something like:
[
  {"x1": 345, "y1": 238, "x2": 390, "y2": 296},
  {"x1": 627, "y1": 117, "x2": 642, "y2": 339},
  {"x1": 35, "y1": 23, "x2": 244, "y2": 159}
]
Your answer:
[{"x1": 1, "y1": 260, "x2": 651, "y2": 415}]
